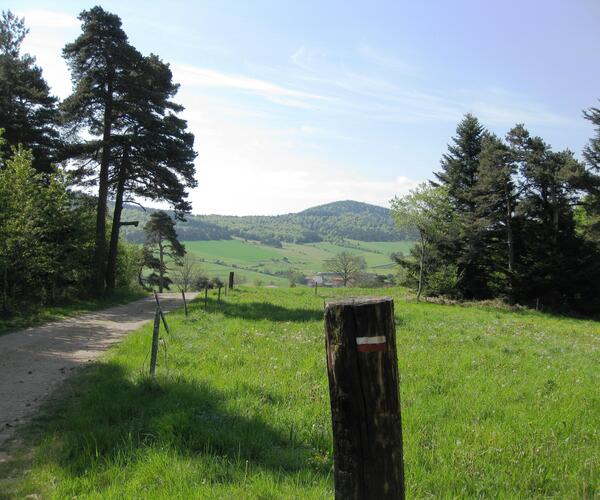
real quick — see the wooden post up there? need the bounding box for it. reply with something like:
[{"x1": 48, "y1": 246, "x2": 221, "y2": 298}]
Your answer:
[
  {"x1": 315, "y1": 281, "x2": 318, "y2": 296},
  {"x1": 229, "y1": 271, "x2": 234, "y2": 290},
  {"x1": 218, "y1": 286, "x2": 221, "y2": 303},
  {"x1": 181, "y1": 290, "x2": 188, "y2": 317},
  {"x1": 204, "y1": 287, "x2": 208, "y2": 308},
  {"x1": 149, "y1": 307, "x2": 160, "y2": 377},
  {"x1": 153, "y1": 290, "x2": 170, "y2": 334},
  {"x1": 324, "y1": 297, "x2": 405, "y2": 500}
]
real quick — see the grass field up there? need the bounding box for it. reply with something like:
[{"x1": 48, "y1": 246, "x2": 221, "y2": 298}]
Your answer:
[
  {"x1": 183, "y1": 239, "x2": 411, "y2": 284},
  {"x1": 1, "y1": 287, "x2": 598, "y2": 498}
]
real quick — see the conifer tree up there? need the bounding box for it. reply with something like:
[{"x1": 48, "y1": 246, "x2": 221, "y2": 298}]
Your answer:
[
  {"x1": 474, "y1": 134, "x2": 518, "y2": 299},
  {"x1": 433, "y1": 114, "x2": 488, "y2": 297},
  {"x1": 142, "y1": 211, "x2": 185, "y2": 292},
  {"x1": 105, "y1": 53, "x2": 196, "y2": 290},
  {"x1": 0, "y1": 10, "x2": 60, "y2": 172},
  {"x1": 62, "y1": 6, "x2": 139, "y2": 293}
]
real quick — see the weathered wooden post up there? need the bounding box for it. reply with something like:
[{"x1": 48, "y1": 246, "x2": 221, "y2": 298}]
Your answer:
[
  {"x1": 315, "y1": 281, "x2": 318, "y2": 296},
  {"x1": 324, "y1": 297, "x2": 405, "y2": 500},
  {"x1": 181, "y1": 290, "x2": 188, "y2": 317},
  {"x1": 153, "y1": 290, "x2": 170, "y2": 334},
  {"x1": 149, "y1": 307, "x2": 160, "y2": 377},
  {"x1": 229, "y1": 271, "x2": 234, "y2": 290},
  {"x1": 217, "y1": 285, "x2": 222, "y2": 303},
  {"x1": 204, "y1": 287, "x2": 208, "y2": 308}
]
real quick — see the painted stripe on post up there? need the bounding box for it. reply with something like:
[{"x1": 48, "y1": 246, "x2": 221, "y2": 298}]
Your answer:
[{"x1": 356, "y1": 335, "x2": 387, "y2": 352}]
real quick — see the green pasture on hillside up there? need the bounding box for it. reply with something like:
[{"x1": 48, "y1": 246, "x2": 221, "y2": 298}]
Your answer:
[
  {"x1": 183, "y1": 239, "x2": 411, "y2": 283},
  {"x1": 2, "y1": 287, "x2": 598, "y2": 498}
]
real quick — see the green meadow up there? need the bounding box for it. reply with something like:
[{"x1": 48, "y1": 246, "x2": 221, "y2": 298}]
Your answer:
[
  {"x1": 2, "y1": 287, "x2": 598, "y2": 498},
  {"x1": 182, "y1": 239, "x2": 411, "y2": 284}
]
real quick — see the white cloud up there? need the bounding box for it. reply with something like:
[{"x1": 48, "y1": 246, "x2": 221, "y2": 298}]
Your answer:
[
  {"x1": 17, "y1": 9, "x2": 79, "y2": 29},
  {"x1": 180, "y1": 91, "x2": 417, "y2": 215},
  {"x1": 18, "y1": 9, "x2": 77, "y2": 98},
  {"x1": 171, "y1": 63, "x2": 329, "y2": 108}
]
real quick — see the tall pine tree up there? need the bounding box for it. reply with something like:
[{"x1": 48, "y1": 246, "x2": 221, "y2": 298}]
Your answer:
[
  {"x1": 105, "y1": 53, "x2": 196, "y2": 290},
  {"x1": 473, "y1": 134, "x2": 518, "y2": 299},
  {"x1": 62, "y1": 7, "x2": 139, "y2": 294},
  {"x1": 433, "y1": 114, "x2": 488, "y2": 298}
]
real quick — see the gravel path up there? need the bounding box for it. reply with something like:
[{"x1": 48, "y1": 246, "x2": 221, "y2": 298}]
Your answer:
[{"x1": 0, "y1": 293, "x2": 195, "y2": 459}]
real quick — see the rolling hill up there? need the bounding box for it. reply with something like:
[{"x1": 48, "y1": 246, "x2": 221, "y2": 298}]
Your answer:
[{"x1": 119, "y1": 200, "x2": 414, "y2": 245}]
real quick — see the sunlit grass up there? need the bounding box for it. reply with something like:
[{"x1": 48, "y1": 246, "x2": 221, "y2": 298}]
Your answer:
[{"x1": 2, "y1": 287, "x2": 598, "y2": 498}]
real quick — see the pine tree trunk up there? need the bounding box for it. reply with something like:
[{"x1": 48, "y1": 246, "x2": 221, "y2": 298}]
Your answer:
[
  {"x1": 506, "y1": 192, "x2": 515, "y2": 276},
  {"x1": 158, "y1": 239, "x2": 165, "y2": 293},
  {"x1": 2, "y1": 266, "x2": 8, "y2": 313},
  {"x1": 93, "y1": 82, "x2": 114, "y2": 296},
  {"x1": 106, "y1": 150, "x2": 128, "y2": 291},
  {"x1": 417, "y1": 233, "x2": 425, "y2": 301}
]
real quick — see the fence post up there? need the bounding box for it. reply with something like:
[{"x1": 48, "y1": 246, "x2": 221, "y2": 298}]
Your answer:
[
  {"x1": 181, "y1": 290, "x2": 188, "y2": 316},
  {"x1": 204, "y1": 287, "x2": 208, "y2": 308},
  {"x1": 315, "y1": 281, "x2": 318, "y2": 295},
  {"x1": 324, "y1": 297, "x2": 405, "y2": 500},
  {"x1": 218, "y1": 286, "x2": 221, "y2": 303},
  {"x1": 153, "y1": 290, "x2": 170, "y2": 334},
  {"x1": 149, "y1": 307, "x2": 160, "y2": 377},
  {"x1": 229, "y1": 271, "x2": 234, "y2": 290}
]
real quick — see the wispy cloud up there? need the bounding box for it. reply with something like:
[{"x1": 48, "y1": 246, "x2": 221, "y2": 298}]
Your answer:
[
  {"x1": 288, "y1": 45, "x2": 571, "y2": 126},
  {"x1": 357, "y1": 42, "x2": 416, "y2": 73},
  {"x1": 172, "y1": 63, "x2": 330, "y2": 109}
]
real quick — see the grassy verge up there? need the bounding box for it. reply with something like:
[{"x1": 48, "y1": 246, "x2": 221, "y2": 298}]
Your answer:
[
  {"x1": 0, "y1": 289, "x2": 148, "y2": 336},
  {"x1": 1, "y1": 287, "x2": 598, "y2": 498}
]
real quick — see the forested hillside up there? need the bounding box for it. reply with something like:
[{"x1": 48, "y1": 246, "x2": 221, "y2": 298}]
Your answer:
[{"x1": 120, "y1": 200, "x2": 414, "y2": 245}]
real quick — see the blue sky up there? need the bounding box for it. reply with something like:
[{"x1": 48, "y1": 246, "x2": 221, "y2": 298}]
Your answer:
[{"x1": 14, "y1": 0, "x2": 600, "y2": 214}]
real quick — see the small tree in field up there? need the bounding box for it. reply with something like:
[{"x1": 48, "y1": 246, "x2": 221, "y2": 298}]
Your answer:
[
  {"x1": 325, "y1": 252, "x2": 366, "y2": 287},
  {"x1": 173, "y1": 254, "x2": 199, "y2": 293},
  {"x1": 391, "y1": 184, "x2": 455, "y2": 300},
  {"x1": 142, "y1": 210, "x2": 184, "y2": 292}
]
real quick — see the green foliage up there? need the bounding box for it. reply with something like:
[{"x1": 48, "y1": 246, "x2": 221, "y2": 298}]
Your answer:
[
  {"x1": 425, "y1": 263, "x2": 462, "y2": 298},
  {"x1": 3, "y1": 287, "x2": 599, "y2": 497},
  {"x1": 141, "y1": 211, "x2": 185, "y2": 292},
  {"x1": 416, "y1": 114, "x2": 600, "y2": 314},
  {"x1": 324, "y1": 251, "x2": 367, "y2": 286},
  {"x1": 119, "y1": 200, "x2": 414, "y2": 245},
  {"x1": 0, "y1": 144, "x2": 95, "y2": 310},
  {"x1": 0, "y1": 10, "x2": 60, "y2": 172},
  {"x1": 114, "y1": 241, "x2": 143, "y2": 291},
  {"x1": 391, "y1": 184, "x2": 457, "y2": 299}
]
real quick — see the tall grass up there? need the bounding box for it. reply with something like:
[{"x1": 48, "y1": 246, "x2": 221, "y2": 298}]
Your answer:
[{"x1": 2, "y1": 287, "x2": 598, "y2": 498}]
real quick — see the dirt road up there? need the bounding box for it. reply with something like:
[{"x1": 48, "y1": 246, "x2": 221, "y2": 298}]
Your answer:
[{"x1": 0, "y1": 293, "x2": 195, "y2": 457}]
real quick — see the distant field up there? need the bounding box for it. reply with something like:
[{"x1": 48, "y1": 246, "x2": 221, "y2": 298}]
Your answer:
[{"x1": 183, "y1": 239, "x2": 413, "y2": 283}]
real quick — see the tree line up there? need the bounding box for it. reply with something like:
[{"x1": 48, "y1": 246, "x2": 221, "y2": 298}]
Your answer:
[
  {"x1": 393, "y1": 113, "x2": 600, "y2": 315},
  {"x1": 0, "y1": 7, "x2": 196, "y2": 311}
]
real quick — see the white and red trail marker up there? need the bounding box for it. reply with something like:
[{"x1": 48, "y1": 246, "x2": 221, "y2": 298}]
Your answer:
[{"x1": 356, "y1": 335, "x2": 387, "y2": 353}]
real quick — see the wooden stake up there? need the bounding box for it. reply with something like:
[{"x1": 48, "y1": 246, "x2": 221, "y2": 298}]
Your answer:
[
  {"x1": 218, "y1": 286, "x2": 221, "y2": 303},
  {"x1": 204, "y1": 287, "x2": 208, "y2": 308},
  {"x1": 324, "y1": 297, "x2": 405, "y2": 500},
  {"x1": 153, "y1": 290, "x2": 170, "y2": 334},
  {"x1": 315, "y1": 281, "x2": 318, "y2": 295},
  {"x1": 229, "y1": 271, "x2": 234, "y2": 290},
  {"x1": 181, "y1": 290, "x2": 188, "y2": 316},
  {"x1": 149, "y1": 307, "x2": 160, "y2": 377}
]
